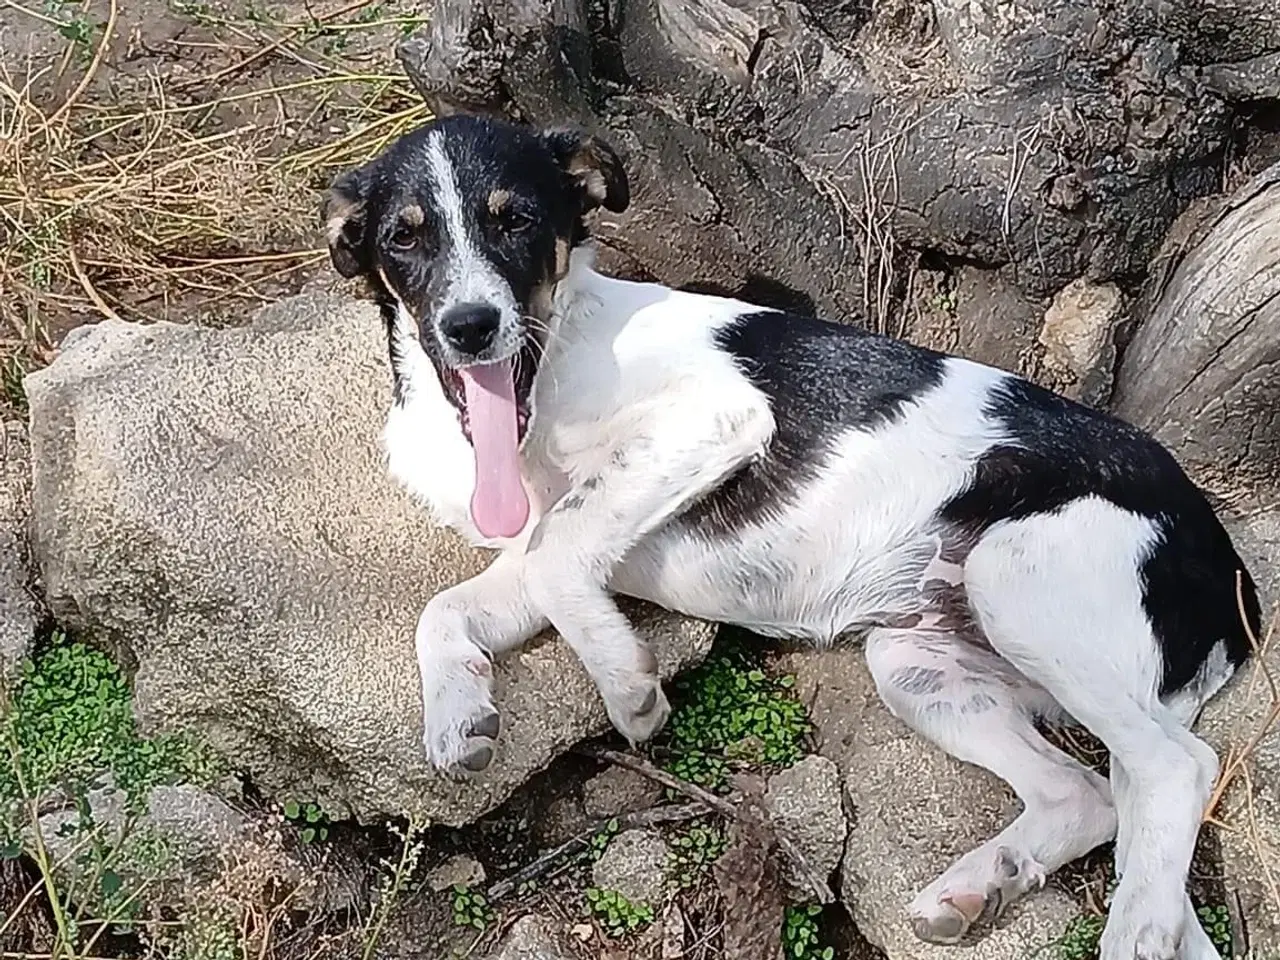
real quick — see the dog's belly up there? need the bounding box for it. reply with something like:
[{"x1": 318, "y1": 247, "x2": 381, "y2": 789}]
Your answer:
[{"x1": 611, "y1": 515, "x2": 977, "y2": 645}]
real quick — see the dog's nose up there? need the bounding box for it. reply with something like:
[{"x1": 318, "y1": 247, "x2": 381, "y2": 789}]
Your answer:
[{"x1": 438, "y1": 302, "x2": 501, "y2": 356}]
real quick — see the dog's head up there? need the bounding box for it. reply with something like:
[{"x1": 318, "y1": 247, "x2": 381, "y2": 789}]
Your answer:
[{"x1": 321, "y1": 114, "x2": 628, "y2": 538}]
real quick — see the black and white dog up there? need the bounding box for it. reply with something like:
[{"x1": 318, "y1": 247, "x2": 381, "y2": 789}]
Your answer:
[{"x1": 322, "y1": 114, "x2": 1261, "y2": 960}]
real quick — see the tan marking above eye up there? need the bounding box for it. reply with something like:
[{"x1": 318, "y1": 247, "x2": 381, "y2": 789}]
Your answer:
[
  {"x1": 554, "y1": 237, "x2": 570, "y2": 279},
  {"x1": 399, "y1": 204, "x2": 425, "y2": 227},
  {"x1": 488, "y1": 189, "x2": 511, "y2": 215}
]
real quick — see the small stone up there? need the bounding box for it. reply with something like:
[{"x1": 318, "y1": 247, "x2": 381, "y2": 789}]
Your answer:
[
  {"x1": 487, "y1": 914, "x2": 575, "y2": 960},
  {"x1": 582, "y1": 765, "x2": 664, "y2": 820},
  {"x1": 426, "y1": 853, "x2": 486, "y2": 893},
  {"x1": 533, "y1": 793, "x2": 593, "y2": 848},
  {"x1": 1037, "y1": 278, "x2": 1125, "y2": 406},
  {"x1": 764, "y1": 755, "x2": 846, "y2": 901},
  {"x1": 34, "y1": 780, "x2": 362, "y2": 918},
  {"x1": 591, "y1": 828, "x2": 669, "y2": 906}
]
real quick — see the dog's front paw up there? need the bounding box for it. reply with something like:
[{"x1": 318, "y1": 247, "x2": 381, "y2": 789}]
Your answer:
[
  {"x1": 416, "y1": 630, "x2": 502, "y2": 776},
  {"x1": 601, "y1": 645, "x2": 671, "y2": 746}
]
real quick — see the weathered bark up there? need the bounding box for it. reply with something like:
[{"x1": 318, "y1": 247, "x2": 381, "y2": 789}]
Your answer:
[
  {"x1": 399, "y1": 0, "x2": 1279, "y2": 333},
  {"x1": 1114, "y1": 160, "x2": 1280, "y2": 499}
]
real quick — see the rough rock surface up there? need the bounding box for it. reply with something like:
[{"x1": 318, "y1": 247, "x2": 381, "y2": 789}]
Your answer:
[
  {"x1": 398, "y1": 0, "x2": 1280, "y2": 351},
  {"x1": 1114, "y1": 161, "x2": 1280, "y2": 493},
  {"x1": 764, "y1": 755, "x2": 846, "y2": 901},
  {"x1": 777, "y1": 648, "x2": 1079, "y2": 960},
  {"x1": 23, "y1": 292, "x2": 716, "y2": 826},
  {"x1": 486, "y1": 914, "x2": 577, "y2": 960},
  {"x1": 591, "y1": 828, "x2": 669, "y2": 906},
  {"x1": 582, "y1": 765, "x2": 665, "y2": 820},
  {"x1": 1, "y1": 420, "x2": 38, "y2": 682}
]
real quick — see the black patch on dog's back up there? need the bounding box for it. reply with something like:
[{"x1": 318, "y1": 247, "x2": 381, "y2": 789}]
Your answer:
[
  {"x1": 941, "y1": 376, "x2": 1261, "y2": 696},
  {"x1": 676, "y1": 309, "x2": 946, "y2": 535}
]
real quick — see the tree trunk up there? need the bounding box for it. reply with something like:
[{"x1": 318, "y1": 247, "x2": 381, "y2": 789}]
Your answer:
[
  {"x1": 1114, "y1": 161, "x2": 1280, "y2": 500},
  {"x1": 398, "y1": 0, "x2": 1278, "y2": 340}
]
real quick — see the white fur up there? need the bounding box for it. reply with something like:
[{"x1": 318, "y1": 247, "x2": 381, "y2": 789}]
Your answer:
[{"x1": 387, "y1": 245, "x2": 1225, "y2": 960}]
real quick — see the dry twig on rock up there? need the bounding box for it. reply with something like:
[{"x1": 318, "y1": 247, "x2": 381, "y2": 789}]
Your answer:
[{"x1": 576, "y1": 744, "x2": 836, "y2": 905}]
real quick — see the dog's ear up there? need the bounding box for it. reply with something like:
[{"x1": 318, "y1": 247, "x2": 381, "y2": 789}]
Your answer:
[
  {"x1": 541, "y1": 127, "x2": 630, "y2": 215},
  {"x1": 321, "y1": 166, "x2": 372, "y2": 278}
]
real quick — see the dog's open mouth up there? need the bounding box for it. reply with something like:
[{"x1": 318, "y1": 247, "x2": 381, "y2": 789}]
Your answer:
[{"x1": 439, "y1": 349, "x2": 536, "y2": 540}]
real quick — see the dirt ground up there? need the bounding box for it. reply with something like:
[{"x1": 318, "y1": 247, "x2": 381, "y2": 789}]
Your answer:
[{"x1": 0, "y1": 0, "x2": 423, "y2": 415}]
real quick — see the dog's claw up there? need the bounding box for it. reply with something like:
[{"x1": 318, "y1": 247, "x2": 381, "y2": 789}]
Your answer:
[
  {"x1": 636, "y1": 687, "x2": 658, "y2": 716},
  {"x1": 460, "y1": 743, "x2": 494, "y2": 773},
  {"x1": 471, "y1": 711, "x2": 501, "y2": 740},
  {"x1": 913, "y1": 907, "x2": 968, "y2": 945}
]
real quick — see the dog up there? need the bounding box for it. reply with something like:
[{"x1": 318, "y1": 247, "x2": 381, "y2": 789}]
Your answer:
[{"x1": 322, "y1": 113, "x2": 1261, "y2": 960}]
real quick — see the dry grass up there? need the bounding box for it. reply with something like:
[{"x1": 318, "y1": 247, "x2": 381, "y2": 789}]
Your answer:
[{"x1": 0, "y1": 0, "x2": 431, "y2": 414}]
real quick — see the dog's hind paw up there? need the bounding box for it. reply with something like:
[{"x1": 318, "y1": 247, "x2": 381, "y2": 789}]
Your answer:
[
  {"x1": 909, "y1": 845, "x2": 1046, "y2": 944},
  {"x1": 1098, "y1": 880, "x2": 1184, "y2": 960}
]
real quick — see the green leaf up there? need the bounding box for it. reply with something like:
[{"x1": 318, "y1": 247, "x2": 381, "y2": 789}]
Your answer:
[
  {"x1": 283, "y1": 800, "x2": 300, "y2": 819},
  {"x1": 100, "y1": 869, "x2": 123, "y2": 898}
]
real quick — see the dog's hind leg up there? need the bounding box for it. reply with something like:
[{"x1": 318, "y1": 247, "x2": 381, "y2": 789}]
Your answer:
[
  {"x1": 866, "y1": 627, "x2": 1116, "y2": 943},
  {"x1": 1109, "y1": 762, "x2": 1222, "y2": 960},
  {"x1": 962, "y1": 498, "x2": 1220, "y2": 960}
]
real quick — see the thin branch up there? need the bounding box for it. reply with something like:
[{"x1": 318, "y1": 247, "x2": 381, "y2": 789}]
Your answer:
[
  {"x1": 577, "y1": 745, "x2": 835, "y2": 904},
  {"x1": 486, "y1": 801, "x2": 708, "y2": 903}
]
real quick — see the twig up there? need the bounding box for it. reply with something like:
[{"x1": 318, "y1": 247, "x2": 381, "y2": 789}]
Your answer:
[
  {"x1": 577, "y1": 745, "x2": 836, "y2": 904},
  {"x1": 1226, "y1": 888, "x2": 1248, "y2": 960},
  {"x1": 68, "y1": 243, "x2": 125, "y2": 324},
  {"x1": 45, "y1": 0, "x2": 118, "y2": 130},
  {"x1": 487, "y1": 801, "x2": 707, "y2": 903}
]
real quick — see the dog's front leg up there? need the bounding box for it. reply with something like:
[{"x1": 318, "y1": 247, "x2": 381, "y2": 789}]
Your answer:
[
  {"x1": 522, "y1": 405, "x2": 772, "y2": 745},
  {"x1": 416, "y1": 550, "x2": 548, "y2": 774}
]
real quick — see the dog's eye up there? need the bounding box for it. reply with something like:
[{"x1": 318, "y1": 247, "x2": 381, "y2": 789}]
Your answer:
[
  {"x1": 390, "y1": 225, "x2": 417, "y2": 250},
  {"x1": 499, "y1": 210, "x2": 536, "y2": 234}
]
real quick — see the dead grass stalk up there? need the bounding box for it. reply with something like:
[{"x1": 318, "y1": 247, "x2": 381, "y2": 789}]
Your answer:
[{"x1": 0, "y1": 0, "x2": 430, "y2": 414}]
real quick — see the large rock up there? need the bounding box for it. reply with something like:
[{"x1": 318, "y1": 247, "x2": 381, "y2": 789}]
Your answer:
[
  {"x1": 777, "y1": 649, "x2": 1079, "y2": 960},
  {"x1": 1, "y1": 419, "x2": 39, "y2": 682},
  {"x1": 23, "y1": 292, "x2": 716, "y2": 826}
]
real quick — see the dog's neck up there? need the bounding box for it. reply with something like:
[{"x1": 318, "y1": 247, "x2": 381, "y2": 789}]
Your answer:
[{"x1": 545, "y1": 242, "x2": 609, "y2": 348}]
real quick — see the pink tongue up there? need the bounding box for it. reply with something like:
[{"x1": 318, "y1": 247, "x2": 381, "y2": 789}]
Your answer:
[{"x1": 460, "y1": 360, "x2": 530, "y2": 539}]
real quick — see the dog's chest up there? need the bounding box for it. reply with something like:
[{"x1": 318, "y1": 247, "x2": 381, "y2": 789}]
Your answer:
[{"x1": 382, "y1": 375, "x2": 571, "y2": 548}]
